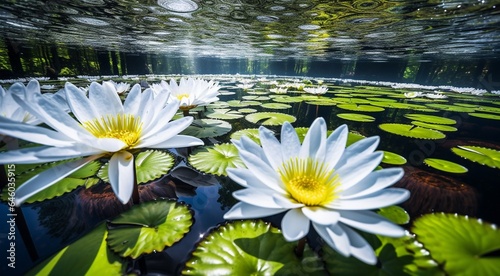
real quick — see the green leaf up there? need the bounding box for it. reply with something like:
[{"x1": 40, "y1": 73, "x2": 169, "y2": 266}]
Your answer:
[
  {"x1": 188, "y1": 143, "x2": 245, "y2": 176},
  {"x1": 411, "y1": 121, "x2": 458, "y2": 132},
  {"x1": 227, "y1": 100, "x2": 261, "y2": 107},
  {"x1": 412, "y1": 213, "x2": 500, "y2": 276},
  {"x1": 245, "y1": 112, "x2": 297, "y2": 126},
  {"x1": 107, "y1": 199, "x2": 193, "y2": 259},
  {"x1": 337, "y1": 113, "x2": 375, "y2": 122},
  {"x1": 231, "y1": 128, "x2": 270, "y2": 145},
  {"x1": 242, "y1": 95, "x2": 270, "y2": 101},
  {"x1": 261, "y1": 102, "x2": 292, "y2": 109},
  {"x1": 272, "y1": 96, "x2": 304, "y2": 103},
  {"x1": 451, "y1": 145, "x2": 500, "y2": 169},
  {"x1": 27, "y1": 223, "x2": 125, "y2": 275},
  {"x1": 404, "y1": 114, "x2": 456, "y2": 125},
  {"x1": 181, "y1": 118, "x2": 232, "y2": 138},
  {"x1": 377, "y1": 206, "x2": 410, "y2": 225},
  {"x1": 238, "y1": 108, "x2": 258, "y2": 114},
  {"x1": 206, "y1": 108, "x2": 244, "y2": 120},
  {"x1": 379, "y1": 123, "x2": 446, "y2": 140},
  {"x1": 382, "y1": 151, "x2": 407, "y2": 165},
  {"x1": 468, "y1": 112, "x2": 500, "y2": 120},
  {"x1": 423, "y1": 158, "x2": 468, "y2": 173},
  {"x1": 337, "y1": 104, "x2": 385, "y2": 112},
  {"x1": 183, "y1": 220, "x2": 325, "y2": 275}
]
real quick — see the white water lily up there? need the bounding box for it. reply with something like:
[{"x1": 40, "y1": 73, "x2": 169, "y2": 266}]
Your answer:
[
  {"x1": 0, "y1": 81, "x2": 203, "y2": 205},
  {"x1": 107, "y1": 80, "x2": 131, "y2": 94},
  {"x1": 303, "y1": 86, "x2": 328, "y2": 95},
  {"x1": 403, "y1": 91, "x2": 424, "y2": 98},
  {"x1": 223, "y1": 117, "x2": 410, "y2": 264},
  {"x1": 161, "y1": 77, "x2": 220, "y2": 110},
  {"x1": 1, "y1": 80, "x2": 44, "y2": 125}
]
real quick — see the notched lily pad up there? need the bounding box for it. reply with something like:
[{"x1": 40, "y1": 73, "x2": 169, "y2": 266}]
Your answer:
[
  {"x1": 231, "y1": 128, "x2": 269, "y2": 145},
  {"x1": 245, "y1": 112, "x2": 297, "y2": 126},
  {"x1": 107, "y1": 199, "x2": 193, "y2": 259},
  {"x1": 206, "y1": 109, "x2": 244, "y2": 120},
  {"x1": 337, "y1": 113, "x2": 375, "y2": 122},
  {"x1": 404, "y1": 114, "x2": 456, "y2": 125},
  {"x1": 337, "y1": 104, "x2": 385, "y2": 112},
  {"x1": 181, "y1": 118, "x2": 232, "y2": 138},
  {"x1": 188, "y1": 143, "x2": 245, "y2": 176},
  {"x1": 382, "y1": 151, "x2": 407, "y2": 165},
  {"x1": 183, "y1": 220, "x2": 325, "y2": 275},
  {"x1": 412, "y1": 213, "x2": 500, "y2": 276},
  {"x1": 423, "y1": 158, "x2": 468, "y2": 173},
  {"x1": 451, "y1": 145, "x2": 500, "y2": 169},
  {"x1": 262, "y1": 103, "x2": 292, "y2": 109},
  {"x1": 379, "y1": 123, "x2": 446, "y2": 140},
  {"x1": 411, "y1": 121, "x2": 458, "y2": 132}
]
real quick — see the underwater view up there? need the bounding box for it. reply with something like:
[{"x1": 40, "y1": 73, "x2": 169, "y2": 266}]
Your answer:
[{"x1": 1, "y1": 1, "x2": 500, "y2": 275}]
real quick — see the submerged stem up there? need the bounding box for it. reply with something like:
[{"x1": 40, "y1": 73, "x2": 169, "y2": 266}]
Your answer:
[
  {"x1": 295, "y1": 237, "x2": 306, "y2": 258},
  {"x1": 132, "y1": 162, "x2": 139, "y2": 204}
]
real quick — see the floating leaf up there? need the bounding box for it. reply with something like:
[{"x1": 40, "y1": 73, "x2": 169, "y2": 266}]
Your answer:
[
  {"x1": 231, "y1": 128, "x2": 270, "y2": 145},
  {"x1": 404, "y1": 114, "x2": 456, "y2": 125},
  {"x1": 377, "y1": 206, "x2": 410, "y2": 225},
  {"x1": 337, "y1": 104, "x2": 385, "y2": 112},
  {"x1": 242, "y1": 95, "x2": 270, "y2": 101},
  {"x1": 27, "y1": 223, "x2": 125, "y2": 275},
  {"x1": 331, "y1": 98, "x2": 370, "y2": 104},
  {"x1": 107, "y1": 199, "x2": 193, "y2": 259},
  {"x1": 305, "y1": 99, "x2": 337, "y2": 106},
  {"x1": 382, "y1": 151, "x2": 407, "y2": 165},
  {"x1": 245, "y1": 112, "x2": 296, "y2": 126},
  {"x1": 98, "y1": 150, "x2": 174, "y2": 184},
  {"x1": 181, "y1": 118, "x2": 232, "y2": 138},
  {"x1": 412, "y1": 213, "x2": 500, "y2": 276},
  {"x1": 337, "y1": 113, "x2": 375, "y2": 122},
  {"x1": 423, "y1": 158, "x2": 468, "y2": 173},
  {"x1": 372, "y1": 102, "x2": 437, "y2": 112},
  {"x1": 188, "y1": 143, "x2": 244, "y2": 176},
  {"x1": 262, "y1": 102, "x2": 292, "y2": 109},
  {"x1": 425, "y1": 103, "x2": 476, "y2": 113},
  {"x1": 451, "y1": 145, "x2": 500, "y2": 169},
  {"x1": 272, "y1": 95, "x2": 304, "y2": 103},
  {"x1": 182, "y1": 220, "x2": 324, "y2": 275},
  {"x1": 379, "y1": 123, "x2": 446, "y2": 140},
  {"x1": 206, "y1": 108, "x2": 244, "y2": 120},
  {"x1": 238, "y1": 108, "x2": 258, "y2": 114},
  {"x1": 227, "y1": 100, "x2": 261, "y2": 107},
  {"x1": 468, "y1": 112, "x2": 500, "y2": 121},
  {"x1": 346, "y1": 131, "x2": 365, "y2": 146},
  {"x1": 411, "y1": 121, "x2": 458, "y2": 132}
]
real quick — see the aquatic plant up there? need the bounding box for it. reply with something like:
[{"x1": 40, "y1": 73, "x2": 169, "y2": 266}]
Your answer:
[{"x1": 303, "y1": 86, "x2": 328, "y2": 95}]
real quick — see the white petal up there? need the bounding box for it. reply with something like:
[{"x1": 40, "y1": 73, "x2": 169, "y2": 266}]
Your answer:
[
  {"x1": 259, "y1": 126, "x2": 282, "y2": 170},
  {"x1": 238, "y1": 150, "x2": 286, "y2": 194},
  {"x1": 108, "y1": 151, "x2": 135, "y2": 204},
  {"x1": 341, "y1": 168, "x2": 404, "y2": 199},
  {"x1": 324, "y1": 124, "x2": 348, "y2": 170},
  {"x1": 299, "y1": 117, "x2": 326, "y2": 160},
  {"x1": 338, "y1": 210, "x2": 406, "y2": 237},
  {"x1": 313, "y1": 223, "x2": 350, "y2": 257},
  {"x1": 281, "y1": 209, "x2": 310, "y2": 241},
  {"x1": 139, "y1": 117, "x2": 193, "y2": 148},
  {"x1": 272, "y1": 193, "x2": 304, "y2": 208},
  {"x1": 223, "y1": 202, "x2": 286, "y2": 219},
  {"x1": 123, "y1": 84, "x2": 142, "y2": 114},
  {"x1": 15, "y1": 155, "x2": 101, "y2": 206},
  {"x1": 0, "y1": 146, "x2": 83, "y2": 164},
  {"x1": 302, "y1": 206, "x2": 340, "y2": 225},
  {"x1": 89, "y1": 82, "x2": 123, "y2": 116},
  {"x1": 280, "y1": 121, "x2": 300, "y2": 160},
  {"x1": 142, "y1": 100, "x2": 179, "y2": 134},
  {"x1": 88, "y1": 137, "x2": 127, "y2": 152},
  {"x1": 146, "y1": 135, "x2": 203, "y2": 149},
  {"x1": 335, "y1": 152, "x2": 383, "y2": 191},
  {"x1": 64, "y1": 82, "x2": 98, "y2": 122},
  {"x1": 233, "y1": 136, "x2": 268, "y2": 164},
  {"x1": 226, "y1": 168, "x2": 270, "y2": 189},
  {"x1": 339, "y1": 224, "x2": 377, "y2": 265},
  {"x1": 0, "y1": 119, "x2": 73, "y2": 147},
  {"x1": 335, "y1": 136, "x2": 380, "y2": 169},
  {"x1": 233, "y1": 189, "x2": 282, "y2": 208},
  {"x1": 34, "y1": 145, "x2": 103, "y2": 159},
  {"x1": 331, "y1": 188, "x2": 410, "y2": 210}
]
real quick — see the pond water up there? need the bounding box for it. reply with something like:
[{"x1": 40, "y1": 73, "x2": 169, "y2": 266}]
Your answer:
[{"x1": 1, "y1": 1, "x2": 500, "y2": 276}]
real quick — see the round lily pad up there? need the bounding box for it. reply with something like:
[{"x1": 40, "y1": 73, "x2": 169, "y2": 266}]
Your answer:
[
  {"x1": 377, "y1": 206, "x2": 410, "y2": 225},
  {"x1": 182, "y1": 220, "x2": 324, "y2": 275},
  {"x1": 238, "y1": 108, "x2": 258, "y2": 114},
  {"x1": 372, "y1": 102, "x2": 437, "y2": 112},
  {"x1": 378, "y1": 123, "x2": 446, "y2": 140},
  {"x1": 272, "y1": 96, "x2": 303, "y2": 103},
  {"x1": 181, "y1": 119, "x2": 232, "y2": 138},
  {"x1": 468, "y1": 112, "x2": 500, "y2": 121},
  {"x1": 107, "y1": 199, "x2": 193, "y2": 259},
  {"x1": 337, "y1": 113, "x2": 375, "y2": 122},
  {"x1": 206, "y1": 109, "x2": 244, "y2": 120},
  {"x1": 227, "y1": 100, "x2": 261, "y2": 107},
  {"x1": 262, "y1": 103, "x2": 292, "y2": 109},
  {"x1": 412, "y1": 213, "x2": 500, "y2": 276},
  {"x1": 242, "y1": 95, "x2": 270, "y2": 101},
  {"x1": 451, "y1": 145, "x2": 500, "y2": 169},
  {"x1": 425, "y1": 103, "x2": 476, "y2": 113},
  {"x1": 347, "y1": 131, "x2": 366, "y2": 146},
  {"x1": 423, "y1": 158, "x2": 468, "y2": 173},
  {"x1": 411, "y1": 121, "x2": 458, "y2": 132},
  {"x1": 305, "y1": 100, "x2": 337, "y2": 106},
  {"x1": 382, "y1": 151, "x2": 407, "y2": 165},
  {"x1": 245, "y1": 112, "x2": 297, "y2": 126},
  {"x1": 98, "y1": 150, "x2": 174, "y2": 184},
  {"x1": 188, "y1": 143, "x2": 245, "y2": 176},
  {"x1": 404, "y1": 114, "x2": 456, "y2": 125},
  {"x1": 337, "y1": 104, "x2": 385, "y2": 112},
  {"x1": 230, "y1": 128, "x2": 269, "y2": 145}
]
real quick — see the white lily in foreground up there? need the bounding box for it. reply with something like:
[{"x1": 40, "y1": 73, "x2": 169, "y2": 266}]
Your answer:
[
  {"x1": 223, "y1": 117, "x2": 410, "y2": 264},
  {"x1": 160, "y1": 77, "x2": 220, "y2": 110},
  {"x1": 1, "y1": 80, "x2": 44, "y2": 125},
  {"x1": 0, "y1": 81, "x2": 203, "y2": 205}
]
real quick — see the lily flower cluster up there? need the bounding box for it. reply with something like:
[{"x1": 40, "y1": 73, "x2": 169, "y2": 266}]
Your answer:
[
  {"x1": 224, "y1": 117, "x2": 410, "y2": 264},
  {"x1": 303, "y1": 86, "x2": 328, "y2": 95},
  {"x1": 0, "y1": 80, "x2": 204, "y2": 206}
]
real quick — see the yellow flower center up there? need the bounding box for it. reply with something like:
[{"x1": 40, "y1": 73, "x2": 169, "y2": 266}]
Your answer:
[
  {"x1": 278, "y1": 157, "x2": 339, "y2": 206},
  {"x1": 82, "y1": 114, "x2": 143, "y2": 148},
  {"x1": 176, "y1": 93, "x2": 190, "y2": 101}
]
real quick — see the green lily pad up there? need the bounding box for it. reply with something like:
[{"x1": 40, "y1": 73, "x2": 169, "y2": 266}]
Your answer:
[
  {"x1": 379, "y1": 123, "x2": 446, "y2": 140},
  {"x1": 206, "y1": 108, "x2": 244, "y2": 120},
  {"x1": 181, "y1": 118, "x2": 232, "y2": 138},
  {"x1": 404, "y1": 114, "x2": 456, "y2": 125},
  {"x1": 337, "y1": 104, "x2": 385, "y2": 112},
  {"x1": 423, "y1": 158, "x2": 468, "y2": 173},
  {"x1": 227, "y1": 100, "x2": 261, "y2": 107},
  {"x1": 425, "y1": 103, "x2": 476, "y2": 113},
  {"x1": 305, "y1": 100, "x2": 337, "y2": 106},
  {"x1": 242, "y1": 95, "x2": 270, "y2": 101},
  {"x1": 188, "y1": 143, "x2": 245, "y2": 176},
  {"x1": 337, "y1": 113, "x2": 375, "y2": 122},
  {"x1": 412, "y1": 213, "x2": 500, "y2": 276},
  {"x1": 477, "y1": 105, "x2": 500, "y2": 114},
  {"x1": 372, "y1": 102, "x2": 437, "y2": 112},
  {"x1": 231, "y1": 128, "x2": 270, "y2": 145},
  {"x1": 331, "y1": 98, "x2": 370, "y2": 104},
  {"x1": 377, "y1": 206, "x2": 410, "y2": 225},
  {"x1": 2, "y1": 160, "x2": 101, "y2": 203},
  {"x1": 272, "y1": 96, "x2": 304, "y2": 103},
  {"x1": 346, "y1": 131, "x2": 366, "y2": 146},
  {"x1": 468, "y1": 112, "x2": 500, "y2": 120},
  {"x1": 98, "y1": 150, "x2": 175, "y2": 184},
  {"x1": 382, "y1": 151, "x2": 407, "y2": 165},
  {"x1": 107, "y1": 199, "x2": 193, "y2": 259},
  {"x1": 27, "y1": 223, "x2": 125, "y2": 275},
  {"x1": 262, "y1": 103, "x2": 292, "y2": 109},
  {"x1": 451, "y1": 145, "x2": 500, "y2": 169},
  {"x1": 245, "y1": 112, "x2": 297, "y2": 126},
  {"x1": 182, "y1": 220, "x2": 325, "y2": 275},
  {"x1": 207, "y1": 101, "x2": 230, "y2": 109},
  {"x1": 238, "y1": 108, "x2": 258, "y2": 114},
  {"x1": 411, "y1": 121, "x2": 458, "y2": 132}
]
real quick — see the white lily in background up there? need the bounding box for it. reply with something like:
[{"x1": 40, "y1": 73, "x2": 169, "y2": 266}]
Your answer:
[
  {"x1": 162, "y1": 77, "x2": 220, "y2": 111},
  {"x1": 224, "y1": 117, "x2": 410, "y2": 264},
  {"x1": 0, "y1": 81, "x2": 204, "y2": 205},
  {"x1": 424, "y1": 93, "x2": 447, "y2": 99},
  {"x1": 403, "y1": 91, "x2": 423, "y2": 98},
  {"x1": 1, "y1": 80, "x2": 44, "y2": 125},
  {"x1": 270, "y1": 87, "x2": 288, "y2": 94},
  {"x1": 303, "y1": 86, "x2": 328, "y2": 95},
  {"x1": 107, "y1": 80, "x2": 131, "y2": 94}
]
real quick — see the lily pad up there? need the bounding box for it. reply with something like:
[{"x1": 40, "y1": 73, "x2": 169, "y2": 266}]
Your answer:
[
  {"x1": 377, "y1": 206, "x2": 410, "y2": 225},
  {"x1": 181, "y1": 118, "x2": 232, "y2": 138},
  {"x1": 337, "y1": 104, "x2": 385, "y2": 112},
  {"x1": 107, "y1": 199, "x2": 193, "y2": 259},
  {"x1": 305, "y1": 100, "x2": 337, "y2": 106},
  {"x1": 227, "y1": 100, "x2": 261, "y2": 107},
  {"x1": 188, "y1": 143, "x2": 245, "y2": 176},
  {"x1": 425, "y1": 103, "x2": 476, "y2": 113},
  {"x1": 238, "y1": 108, "x2": 258, "y2": 114},
  {"x1": 98, "y1": 150, "x2": 175, "y2": 184},
  {"x1": 411, "y1": 121, "x2": 458, "y2": 132},
  {"x1": 272, "y1": 96, "x2": 304, "y2": 103},
  {"x1": 379, "y1": 123, "x2": 446, "y2": 140},
  {"x1": 423, "y1": 158, "x2": 468, "y2": 173},
  {"x1": 468, "y1": 112, "x2": 500, "y2": 121},
  {"x1": 412, "y1": 213, "x2": 500, "y2": 276},
  {"x1": 245, "y1": 112, "x2": 297, "y2": 126},
  {"x1": 404, "y1": 114, "x2": 456, "y2": 125},
  {"x1": 231, "y1": 128, "x2": 270, "y2": 145},
  {"x1": 27, "y1": 223, "x2": 125, "y2": 275},
  {"x1": 206, "y1": 108, "x2": 244, "y2": 120},
  {"x1": 451, "y1": 145, "x2": 500, "y2": 169},
  {"x1": 242, "y1": 95, "x2": 270, "y2": 101},
  {"x1": 262, "y1": 103, "x2": 292, "y2": 109},
  {"x1": 382, "y1": 151, "x2": 407, "y2": 165},
  {"x1": 182, "y1": 220, "x2": 324, "y2": 275},
  {"x1": 346, "y1": 131, "x2": 366, "y2": 146},
  {"x1": 337, "y1": 113, "x2": 375, "y2": 122}
]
